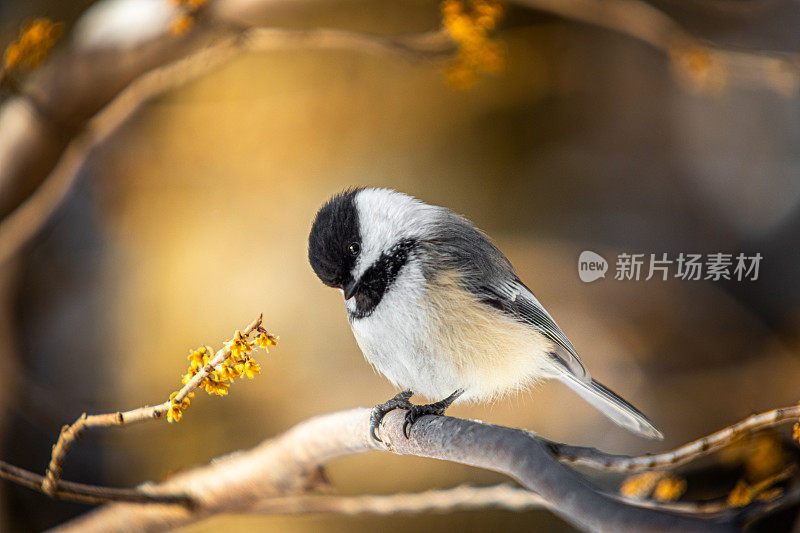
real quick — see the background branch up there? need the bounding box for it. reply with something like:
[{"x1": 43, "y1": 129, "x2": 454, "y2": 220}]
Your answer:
[
  {"x1": 1, "y1": 0, "x2": 797, "y2": 268},
  {"x1": 549, "y1": 405, "x2": 800, "y2": 472}
]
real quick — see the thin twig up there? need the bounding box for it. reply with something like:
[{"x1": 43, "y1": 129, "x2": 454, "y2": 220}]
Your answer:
[
  {"x1": 41, "y1": 314, "x2": 264, "y2": 495},
  {"x1": 513, "y1": 0, "x2": 800, "y2": 94},
  {"x1": 548, "y1": 405, "x2": 800, "y2": 472},
  {"x1": 0, "y1": 459, "x2": 192, "y2": 506}
]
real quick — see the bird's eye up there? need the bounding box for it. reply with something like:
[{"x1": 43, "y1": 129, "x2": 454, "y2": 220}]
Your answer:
[{"x1": 348, "y1": 242, "x2": 361, "y2": 256}]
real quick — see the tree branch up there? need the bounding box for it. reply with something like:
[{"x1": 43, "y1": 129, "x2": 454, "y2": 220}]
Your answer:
[
  {"x1": 1, "y1": 0, "x2": 798, "y2": 270},
  {"x1": 548, "y1": 405, "x2": 800, "y2": 472},
  {"x1": 49, "y1": 408, "x2": 751, "y2": 533},
  {"x1": 0, "y1": 460, "x2": 192, "y2": 506},
  {"x1": 0, "y1": 24, "x2": 452, "y2": 267}
]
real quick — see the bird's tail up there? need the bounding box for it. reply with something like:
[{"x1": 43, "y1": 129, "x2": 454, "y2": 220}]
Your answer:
[{"x1": 557, "y1": 373, "x2": 663, "y2": 440}]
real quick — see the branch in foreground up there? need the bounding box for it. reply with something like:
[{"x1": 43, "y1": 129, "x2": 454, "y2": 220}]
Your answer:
[{"x1": 51, "y1": 408, "x2": 765, "y2": 533}]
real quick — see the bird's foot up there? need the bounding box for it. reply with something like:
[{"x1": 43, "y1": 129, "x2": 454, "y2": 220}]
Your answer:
[
  {"x1": 402, "y1": 389, "x2": 464, "y2": 439},
  {"x1": 369, "y1": 389, "x2": 413, "y2": 442}
]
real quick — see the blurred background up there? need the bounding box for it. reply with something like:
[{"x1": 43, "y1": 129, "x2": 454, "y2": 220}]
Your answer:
[{"x1": 1, "y1": 0, "x2": 800, "y2": 531}]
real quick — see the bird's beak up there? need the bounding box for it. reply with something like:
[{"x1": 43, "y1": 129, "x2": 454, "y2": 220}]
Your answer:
[{"x1": 342, "y1": 278, "x2": 359, "y2": 300}]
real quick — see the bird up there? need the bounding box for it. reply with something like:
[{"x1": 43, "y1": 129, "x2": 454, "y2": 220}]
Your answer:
[{"x1": 307, "y1": 187, "x2": 663, "y2": 442}]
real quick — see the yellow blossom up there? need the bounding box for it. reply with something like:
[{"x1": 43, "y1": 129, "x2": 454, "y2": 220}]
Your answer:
[
  {"x1": 181, "y1": 370, "x2": 196, "y2": 385},
  {"x1": 243, "y1": 360, "x2": 261, "y2": 379},
  {"x1": 727, "y1": 467, "x2": 794, "y2": 507},
  {"x1": 217, "y1": 363, "x2": 237, "y2": 382},
  {"x1": 256, "y1": 331, "x2": 278, "y2": 349},
  {"x1": 167, "y1": 404, "x2": 183, "y2": 423},
  {"x1": 728, "y1": 480, "x2": 753, "y2": 507},
  {"x1": 229, "y1": 331, "x2": 252, "y2": 360},
  {"x1": 204, "y1": 379, "x2": 229, "y2": 396},
  {"x1": 169, "y1": 391, "x2": 191, "y2": 410},
  {"x1": 793, "y1": 422, "x2": 800, "y2": 444},
  {"x1": 441, "y1": 0, "x2": 505, "y2": 89},
  {"x1": 3, "y1": 18, "x2": 62, "y2": 71},
  {"x1": 653, "y1": 476, "x2": 686, "y2": 502},
  {"x1": 187, "y1": 347, "x2": 208, "y2": 369},
  {"x1": 620, "y1": 472, "x2": 663, "y2": 499},
  {"x1": 170, "y1": 14, "x2": 194, "y2": 36}
]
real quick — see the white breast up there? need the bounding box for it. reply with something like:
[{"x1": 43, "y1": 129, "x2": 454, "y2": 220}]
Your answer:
[
  {"x1": 348, "y1": 267, "x2": 556, "y2": 402},
  {"x1": 348, "y1": 261, "x2": 460, "y2": 399}
]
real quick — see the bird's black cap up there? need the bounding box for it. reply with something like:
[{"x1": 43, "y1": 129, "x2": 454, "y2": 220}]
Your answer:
[{"x1": 308, "y1": 189, "x2": 362, "y2": 288}]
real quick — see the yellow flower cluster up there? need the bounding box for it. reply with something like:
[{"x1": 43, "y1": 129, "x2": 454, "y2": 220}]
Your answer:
[
  {"x1": 727, "y1": 479, "x2": 783, "y2": 507},
  {"x1": 169, "y1": 0, "x2": 209, "y2": 36},
  {"x1": 620, "y1": 472, "x2": 687, "y2": 502},
  {"x1": 167, "y1": 327, "x2": 277, "y2": 423},
  {"x1": 793, "y1": 422, "x2": 800, "y2": 444},
  {"x1": 619, "y1": 472, "x2": 664, "y2": 499},
  {"x1": 3, "y1": 18, "x2": 62, "y2": 72},
  {"x1": 442, "y1": 0, "x2": 505, "y2": 89},
  {"x1": 727, "y1": 465, "x2": 793, "y2": 507},
  {"x1": 167, "y1": 391, "x2": 193, "y2": 423},
  {"x1": 652, "y1": 476, "x2": 687, "y2": 502}
]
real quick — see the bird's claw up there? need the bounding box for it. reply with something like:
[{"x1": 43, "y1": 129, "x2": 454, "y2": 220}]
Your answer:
[
  {"x1": 403, "y1": 407, "x2": 424, "y2": 438},
  {"x1": 369, "y1": 389, "x2": 413, "y2": 443},
  {"x1": 401, "y1": 389, "x2": 465, "y2": 439},
  {"x1": 370, "y1": 389, "x2": 464, "y2": 441}
]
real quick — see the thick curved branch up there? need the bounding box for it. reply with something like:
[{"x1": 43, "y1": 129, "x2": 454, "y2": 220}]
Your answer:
[{"x1": 52, "y1": 409, "x2": 739, "y2": 533}]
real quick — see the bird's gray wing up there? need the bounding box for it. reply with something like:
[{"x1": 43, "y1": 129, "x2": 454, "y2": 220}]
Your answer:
[
  {"x1": 423, "y1": 209, "x2": 590, "y2": 383},
  {"x1": 478, "y1": 279, "x2": 591, "y2": 383}
]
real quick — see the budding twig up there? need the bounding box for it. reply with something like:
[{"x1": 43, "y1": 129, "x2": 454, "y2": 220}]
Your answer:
[{"x1": 41, "y1": 314, "x2": 268, "y2": 495}]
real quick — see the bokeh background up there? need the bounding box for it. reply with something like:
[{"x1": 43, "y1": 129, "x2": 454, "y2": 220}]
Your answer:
[{"x1": 1, "y1": 0, "x2": 800, "y2": 531}]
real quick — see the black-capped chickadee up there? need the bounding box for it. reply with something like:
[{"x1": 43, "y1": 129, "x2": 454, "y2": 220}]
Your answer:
[{"x1": 308, "y1": 188, "x2": 662, "y2": 441}]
